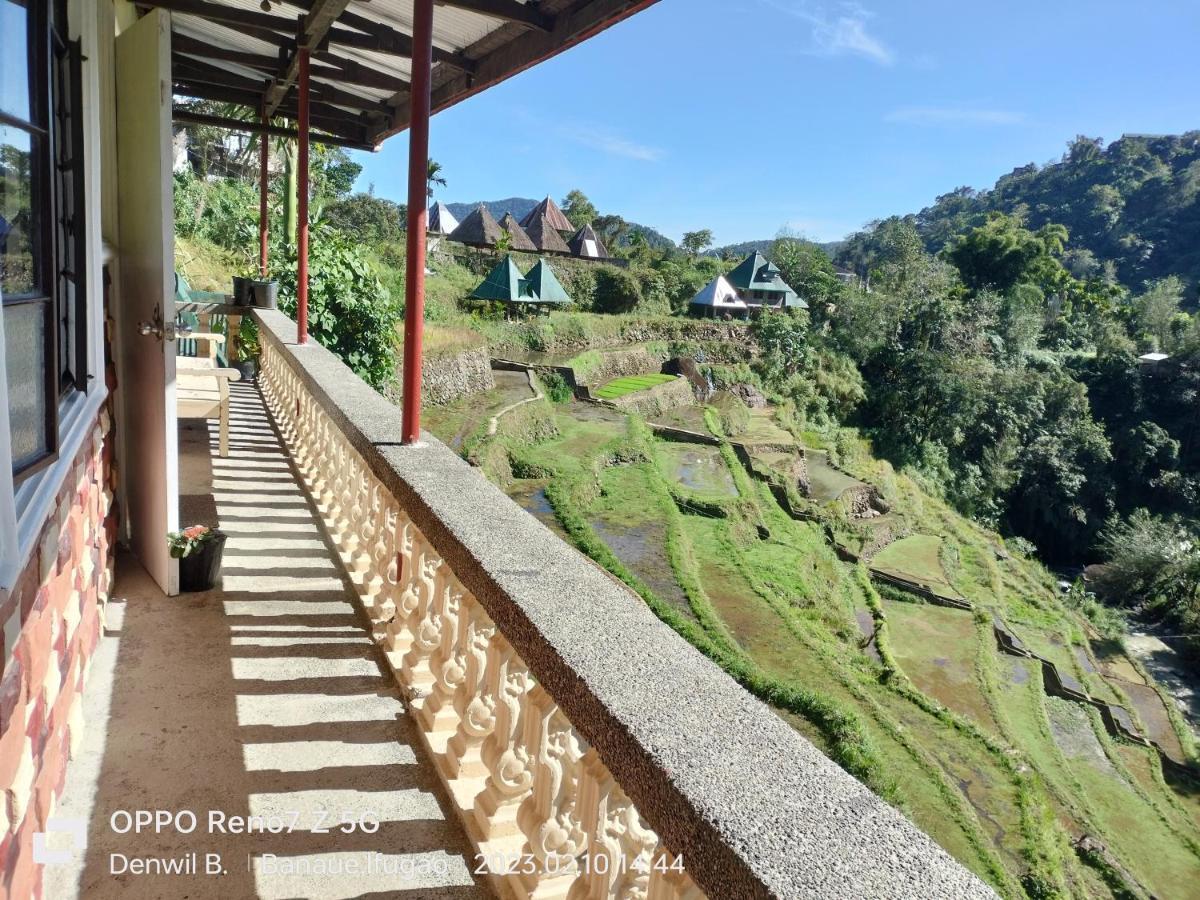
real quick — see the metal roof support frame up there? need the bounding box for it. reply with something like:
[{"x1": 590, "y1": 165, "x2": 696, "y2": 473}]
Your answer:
[{"x1": 401, "y1": 0, "x2": 434, "y2": 445}]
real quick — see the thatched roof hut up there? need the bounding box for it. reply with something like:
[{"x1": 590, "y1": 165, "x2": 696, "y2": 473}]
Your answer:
[
  {"x1": 524, "y1": 214, "x2": 572, "y2": 255},
  {"x1": 568, "y1": 223, "x2": 610, "y2": 259},
  {"x1": 499, "y1": 212, "x2": 538, "y2": 252},
  {"x1": 449, "y1": 204, "x2": 505, "y2": 248},
  {"x1": 519, "y1": 195, "x2": 574, "y2": 233}
]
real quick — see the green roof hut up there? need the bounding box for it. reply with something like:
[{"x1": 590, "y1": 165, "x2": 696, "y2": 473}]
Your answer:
[
  {"x1": 726, "y1": 251, "x2": 807, "y2": 309},
  {"x1": 471, "y1": 256, "x2": 534, "y2": 302},
  {"x1": 525, "y1": 260, "x2": 573, "y2": 305}
]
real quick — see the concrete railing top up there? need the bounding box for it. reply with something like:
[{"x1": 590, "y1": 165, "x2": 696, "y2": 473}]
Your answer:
[{"x1": 252, "y1": 308, "x2": 994, "y2": 899}]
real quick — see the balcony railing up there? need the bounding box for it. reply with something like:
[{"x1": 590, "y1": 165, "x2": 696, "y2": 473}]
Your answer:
[{"x1": 251, "y1": 308, "x2": 994, "y2": 899}]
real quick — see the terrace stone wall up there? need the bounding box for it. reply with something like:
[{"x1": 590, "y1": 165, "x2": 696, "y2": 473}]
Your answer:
[
  {"x1": 0, "y1": 407, "x2": 116, "y2": 899},
  {"x1": 606, "y1": 377, "x2": 696, "y2": 418},
  {"x1": 387, "y1": 345, "x2": 495, "y2": 407}
]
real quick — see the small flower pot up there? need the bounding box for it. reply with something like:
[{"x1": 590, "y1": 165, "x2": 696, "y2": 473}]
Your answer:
[
  {"x1": 234, "y1": 358, "x2": 258, "y2": 381},
  {"x1": 178, "y1": 531, "x2": 227, "y2": 592}
]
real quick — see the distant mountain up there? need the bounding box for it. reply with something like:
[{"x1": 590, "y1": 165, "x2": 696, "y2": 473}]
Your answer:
[
  {"x1": 897, "y1": 132, "x2": 1200, "y2": 290},
  {"x1": 444, "y1": 197, "x2": 677, "y2": 251},
  {"x1": 710, "y1": 238, "x2": 846, "y2": 261}
]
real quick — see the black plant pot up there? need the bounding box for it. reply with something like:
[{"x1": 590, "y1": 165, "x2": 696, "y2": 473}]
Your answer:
[
  {"x1": 178, "y1": 532, "x2": 227, "y2": 592},
  {"x1": 250, "y1": 280, "x2": 278, "y2": 309},
  {"x1": 234, "y1": 358, "x2": 258, "y2": 381}
]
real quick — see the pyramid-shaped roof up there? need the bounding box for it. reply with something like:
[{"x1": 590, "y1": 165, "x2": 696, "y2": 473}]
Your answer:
[
  {"x1": 499, "y1": 213, "x2": 538, "y2": 252},
  {"x1": 428, "y1": 201, "x2": 459, "y2": 235},
  {"x1": 690, "y1": 275, "x2": 746, "y2": 309},
  {"x1": 726, "y1": 251, "x2": 805, "y2": 308},
  {"x1": 525, "y1": 259, "x2": 573, "y2": 305},
  {"x1": 568, "y1": 223, "x2": 609, "y2": 259},
  {"x1": 524, "y1": 214, "x2": 572, "y2": 255},
  {"x1": 471, "y1": 256, "x2": 535, "y2": 302},
  {"x1": 449, "y1": 204, "x2": 505, "y2": 248},
  {"x1": 519, "y1": 195, "x2": 574, "y2": 233}
]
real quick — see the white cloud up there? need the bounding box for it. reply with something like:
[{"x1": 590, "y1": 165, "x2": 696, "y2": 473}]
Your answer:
[
  {"x1": 557, "y1": 123, "x2": 665, "y2": 162},
  {"x1": 763, "y1": 1, "x2": 894, "y2": 65},
  {"x1": 884, "y1": 106, "x2": 1026, "y2": 126}
]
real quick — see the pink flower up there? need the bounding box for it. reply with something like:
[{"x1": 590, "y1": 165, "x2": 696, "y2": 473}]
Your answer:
[{"x1": 183, "y1": 525, "x2": 209, "y2": 539}]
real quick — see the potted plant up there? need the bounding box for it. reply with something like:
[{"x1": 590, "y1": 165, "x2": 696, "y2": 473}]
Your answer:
[{"x1": 169, "y1": 525, "x2": 227, "y2": 592}]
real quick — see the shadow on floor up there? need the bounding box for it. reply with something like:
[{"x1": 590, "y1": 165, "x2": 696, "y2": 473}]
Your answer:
[{"x1": 46, "y1": 381, "x2": 486, "y2": 900}]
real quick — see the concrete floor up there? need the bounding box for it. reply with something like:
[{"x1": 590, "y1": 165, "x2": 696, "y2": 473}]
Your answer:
[{"x1": 46, "y1": 381, "x2": 487, "y2": 899}]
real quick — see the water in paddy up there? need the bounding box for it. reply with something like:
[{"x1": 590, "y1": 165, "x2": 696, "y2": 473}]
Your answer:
[
  {"x1": 505, "y1": 479, "x2": 568, "y2": 541},
  {"x1": 590, "y1": 518, "x2": 696, "y2": 622},
  {"x1": 658, "y1": 443, "x2": 737, "y2": 497},
  {"x1": 803, "y1": 448, "x2": 864, "y2": 503}
]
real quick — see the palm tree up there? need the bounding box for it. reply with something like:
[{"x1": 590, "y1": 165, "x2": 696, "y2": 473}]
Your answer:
[{"x1": 427, "y1": 159, "x2": 447, "y2": 199}]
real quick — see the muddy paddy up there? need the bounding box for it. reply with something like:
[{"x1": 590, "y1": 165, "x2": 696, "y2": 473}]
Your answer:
[
  {"x1": 803, "y1": 449, "x2": 864, "y2": 503},
  {"x1": 424, "y1": 369, "x2": 534, "y2": 450},
  {"x1": 506, "y1": 479, "x2": 568, "y2": 541},
  {"x1": 590, "y1": 517, "x2": 695, "y2": 622},
  {"x1": 1124, "y1": 630, "x2": 1200, "y2": 739},
  {"x1": 658, "y1": 443, "x2": 738, "y2": 497}
]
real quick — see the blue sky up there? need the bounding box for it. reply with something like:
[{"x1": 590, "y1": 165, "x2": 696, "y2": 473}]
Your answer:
[{"x1": 351, "y1": 0, "x2": 1200, "y2": 246}]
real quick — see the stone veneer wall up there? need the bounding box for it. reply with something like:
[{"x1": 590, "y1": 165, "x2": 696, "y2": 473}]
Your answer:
[
  {"x1": 384, "y1": 346, "x2": 496, "y2": 407},
  {"x1": 0, "y1": 407, "x2": 116, "y2": 899}
]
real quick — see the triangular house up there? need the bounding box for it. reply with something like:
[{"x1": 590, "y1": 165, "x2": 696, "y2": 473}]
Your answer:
[
  {"x1": 568, "y1": 223, "x2": 609, "y2": 259},
  {"x1": 471, "y1": 256, "x2": 534, "y2": 302},
  {"x1": 524, "y1": 214, "x2": 572, "y2": 255},
  {"x1": 689, "y1": 275, "x2": 747, "y2": 314},
  {"x1": 449, "y1": 204, "x2": 505, "y2": 248},
  {"x1": 499, "y1": 212, "x2": 538, "y2": 252},
  {"x1": 519, "y1": 195, "x2": 574, "y2": 233},
  {"x1": 525, "y1": 260, "x2": 573, "y2": 305},
  {"x1": 726, "y1": 251, "x2": 806, "y2": 309},
  {"x1": 428, "y1": 201, "x2": 459, "y2": 235}
]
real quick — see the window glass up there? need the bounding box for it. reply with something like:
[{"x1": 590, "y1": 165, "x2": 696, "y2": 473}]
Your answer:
[
  {"x1": 4, "y1": 301, "x2": 49, "y2": 468},
  {"x1": 0, "y1": 126, "x2": 36, "y2": 297},
  {"x1": 0, "y1": 1, "x2": 30, "y2": 122}
]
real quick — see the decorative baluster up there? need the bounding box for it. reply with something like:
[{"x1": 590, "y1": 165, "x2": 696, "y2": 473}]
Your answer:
[
  {"x1": 385, "y1": 531, "x2": 437, "y2": 670},
  {"x1": 645, "y1": 852, "x2": 702, "y2": 900},
  {"x1": 417, "y1": 580, "x2": 471, "y2": 746},
  {"x1": 514, "y1": 686, "x2": 588, "y2": 899},
  {"x1": 442, "y1": 600, "x2": 497, "y2": 784},
  {"x1": 402, "y1": 560, "x2": 452, "y2": 705},
  {"x1": 473, "y1": 635, "x2": 534, "y2": 842}
]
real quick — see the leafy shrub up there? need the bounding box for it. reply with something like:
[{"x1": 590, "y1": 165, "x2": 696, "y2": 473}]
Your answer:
[
  {"x1": 538, "y1": 371, "x2": 574, "y2": 404},
  {"x1": 271, "y1": 228, "x2": 400, "y2": 389},
  {"x1": 592, "y1": 266, "x2": 645, "y2": 313}
]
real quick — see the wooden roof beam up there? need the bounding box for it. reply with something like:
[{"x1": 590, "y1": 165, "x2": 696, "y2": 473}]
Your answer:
[
  {"x1": 435, "y1": 0, "x2": 554, "y2": 32},
  {"x1": 380, "y1": 0, "x2": 658, "y2": 141},
  {"x1": 137, "y1": 0, "x2": 294, "y2": 35},
  {"x1": 173, "y1": 81, "x2": 372, "y2": 134},
  {"x1": 263, "y1": 0, "x2": 351, "y2": 116},
  {"x1": 281, "y1": 0, "x2": 476, "y2": 71},
  {"x1": 172, "y1": 32, "x2": 283, "y2": 70},
  {"x1": 173, "y1": 107, "x2": 375, "y2": 151}
]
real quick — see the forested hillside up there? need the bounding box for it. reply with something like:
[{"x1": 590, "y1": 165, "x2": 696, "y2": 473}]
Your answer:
[{"x1": 874, "y1": 133, "x2": 1200, "y2": 292}]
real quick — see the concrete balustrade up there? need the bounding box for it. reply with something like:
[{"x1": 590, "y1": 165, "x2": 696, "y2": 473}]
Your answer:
[{"x1": 252, "y1": 308, "x2": 995, "y2": 900}]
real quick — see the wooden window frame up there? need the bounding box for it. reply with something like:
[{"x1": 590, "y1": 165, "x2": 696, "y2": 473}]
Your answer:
[{"x1": 2, "y1": 0, "x2": 87, "y2": 484}]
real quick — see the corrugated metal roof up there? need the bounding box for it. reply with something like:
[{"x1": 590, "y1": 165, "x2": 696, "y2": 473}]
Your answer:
[{"x1": 164, "y1": 0, "x2": 661, "y2": 148}]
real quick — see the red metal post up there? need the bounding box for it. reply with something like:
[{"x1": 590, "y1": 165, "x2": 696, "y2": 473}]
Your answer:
[
  {"x1": 258, "y1": 107, "x2": 269, "y2": 278},
  {"x1": 401, "y1": 0, "x2": 434, "y2": 444},
  {"x1": 296, "y1": 47, "x2": 311, "y2": 345}
]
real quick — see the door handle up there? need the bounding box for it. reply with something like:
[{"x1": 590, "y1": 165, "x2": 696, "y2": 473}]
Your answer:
[{"x1": 137, "y1": 306, "x2": 191, "y2": 342}]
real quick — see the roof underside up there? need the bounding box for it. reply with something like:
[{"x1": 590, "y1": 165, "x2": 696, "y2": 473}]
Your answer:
[{"x1": 153, "y1": 0, "x2": 660, "y2": 150}]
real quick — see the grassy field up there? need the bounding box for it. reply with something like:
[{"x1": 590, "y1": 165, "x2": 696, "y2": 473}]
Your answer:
[
  {"x1": 594, "y1": 373, "x2": 677, "y2": 399},
  {"x1": 871, "y1": 534, "x2": 962, "y2": 599},
  {"x1": 424, "y1": 387, "x2": 1200, "y2": 899}
]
